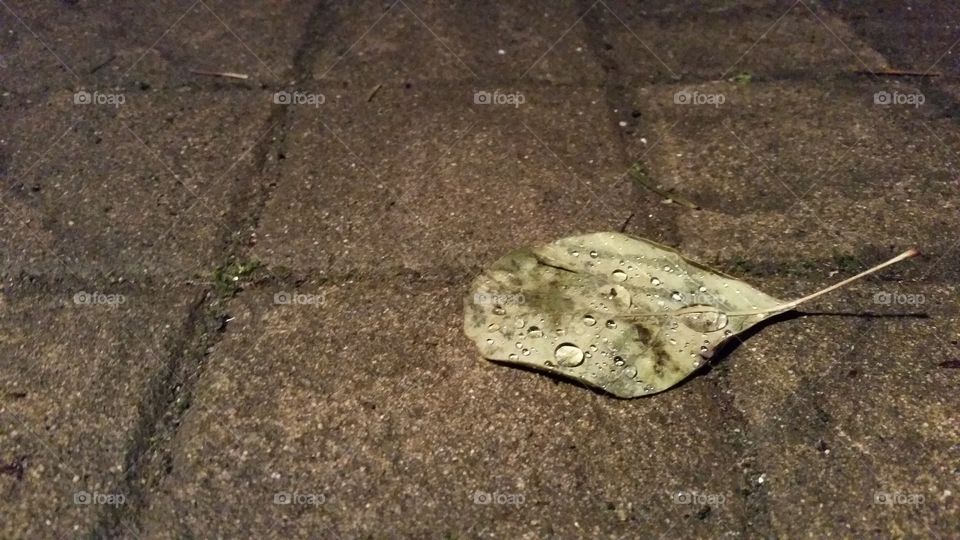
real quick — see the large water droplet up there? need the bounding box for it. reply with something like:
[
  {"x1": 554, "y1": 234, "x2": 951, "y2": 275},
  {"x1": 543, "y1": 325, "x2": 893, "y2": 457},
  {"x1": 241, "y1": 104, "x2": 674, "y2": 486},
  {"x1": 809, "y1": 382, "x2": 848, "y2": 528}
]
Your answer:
[
  {"x1": 679, "y1": 306, "x2": 729, "y2": 333},
  {"x1": 605, "y1": 320, "x2": 617, "y2": 329},
  {"x1": 486, "y1": 338, "x2": 494, "y2": 344},
  {"x1": 671, "y1": 291, "x2": 683, "y2": 302},
  {"x1": 521, "y1": 348, "x2": 531, "y2": 356},
  {"x1": 611, "y1": 270, "x2": 627, "y2": 282},
  {"x1": 528, "y1": 326, "x2": 544, "y2": 338},
  {"x1": 554, "y1": 343, "x2": 585, "y2": 367},
  {"x1": 508, "y1": 353, "x2": 518, "y2": 360},
  {"x1": 571, "y1": 250, "x2": 580, "y2": 257},
  {"x1": 650, "y1": 277, "x2": 662, "y2": 286},
  {"x1": 589, "y1": 250, "x2": 599, "y2": 258},
  {"x1": 583, "y1": 315, "x2": 597, "y2": 326},
  {"x1": 492, "y1": 306, "x2": 506, "y2": 316},
  {"x1": 613, "y1": 356, "x2": 625, "y2": 366}
]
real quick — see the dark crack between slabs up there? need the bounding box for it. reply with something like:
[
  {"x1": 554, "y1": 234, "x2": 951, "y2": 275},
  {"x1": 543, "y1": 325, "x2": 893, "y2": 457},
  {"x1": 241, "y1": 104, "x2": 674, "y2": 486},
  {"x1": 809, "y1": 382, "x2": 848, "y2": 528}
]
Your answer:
[
  {"x1": 87, "y1": 2, "x2": 334, "y2": 536},
  {"x1": 577, "y1": 0, "x2": 684, "y2": 245}
]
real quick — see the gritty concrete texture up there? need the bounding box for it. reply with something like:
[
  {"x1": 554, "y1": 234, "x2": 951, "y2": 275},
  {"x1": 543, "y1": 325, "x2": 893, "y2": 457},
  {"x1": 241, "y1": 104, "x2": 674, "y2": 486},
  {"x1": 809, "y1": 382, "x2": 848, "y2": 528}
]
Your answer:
[
  {"x1": 626, "y1": 79, "x2": 960, "y2": 268},
  {"x1": 1, "y1": 89, "x2": 274, "y2": 280},
  {"x1": 0, "y1": 1, "x2": 308, "y2": 93},
  {"x1": 251, "y1": 84, "x2": 638, "y2": 274},
  {"x1": 136, "y1": 279, "x2": 751, "y2": 538},
  {"x1": 591, "y1": 0, "x2": 888, "y2": 84},
  {"x1": 1, "y1": 0, "x2": 958, "y2": 538},
  {"x1": 0, "y1": 288, "x2": 200, "y2": 539},
  {"x1": 308, "y1": 1, "x2": 604, "y2": 84}
]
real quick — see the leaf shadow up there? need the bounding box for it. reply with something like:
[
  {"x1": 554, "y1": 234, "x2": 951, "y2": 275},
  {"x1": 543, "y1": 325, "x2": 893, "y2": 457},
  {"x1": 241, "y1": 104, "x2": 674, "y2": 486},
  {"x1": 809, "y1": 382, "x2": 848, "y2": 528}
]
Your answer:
[{"x1": 695, "y1": 309, "x2": 930, "y2": 377}]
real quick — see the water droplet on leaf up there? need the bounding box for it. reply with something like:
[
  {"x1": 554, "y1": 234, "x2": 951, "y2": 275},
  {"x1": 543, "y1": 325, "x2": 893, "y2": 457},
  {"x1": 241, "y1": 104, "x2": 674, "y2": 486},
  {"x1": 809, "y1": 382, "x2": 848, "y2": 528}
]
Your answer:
[{"x1": 555, "y1": 343, "x2": 585, "y2": 367}]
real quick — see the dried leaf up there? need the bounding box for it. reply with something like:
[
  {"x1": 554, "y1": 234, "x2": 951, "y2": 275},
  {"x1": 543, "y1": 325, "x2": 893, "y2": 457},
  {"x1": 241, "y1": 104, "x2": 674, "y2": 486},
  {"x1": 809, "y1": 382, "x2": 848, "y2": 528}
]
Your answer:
[{"x1": 464, "y1": 232, "x2": 917, "y2": 398}]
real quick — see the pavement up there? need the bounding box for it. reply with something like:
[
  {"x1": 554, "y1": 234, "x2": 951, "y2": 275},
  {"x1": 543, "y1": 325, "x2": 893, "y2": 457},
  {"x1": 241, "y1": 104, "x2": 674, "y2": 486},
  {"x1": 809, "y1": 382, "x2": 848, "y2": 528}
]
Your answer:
[{"x1": 1, "y1": 0, "x2": 958, "y2": 538}]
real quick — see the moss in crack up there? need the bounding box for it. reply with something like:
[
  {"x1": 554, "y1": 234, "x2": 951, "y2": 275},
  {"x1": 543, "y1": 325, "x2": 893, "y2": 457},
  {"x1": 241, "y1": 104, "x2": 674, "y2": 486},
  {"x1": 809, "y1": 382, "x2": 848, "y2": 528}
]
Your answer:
[
  {"x1": 212, "y1": 260, "x2": 262, "y2": 299},
  {"x1": 831, "y1": 253, "x2": 860, "y2": 273}
]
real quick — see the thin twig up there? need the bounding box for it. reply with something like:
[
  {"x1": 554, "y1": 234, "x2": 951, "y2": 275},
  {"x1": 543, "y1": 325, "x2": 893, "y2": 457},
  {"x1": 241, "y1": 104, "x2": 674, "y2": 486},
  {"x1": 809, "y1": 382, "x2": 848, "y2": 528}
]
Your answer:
[
  {"x1": 189, "y1": 69, "x2": 249, "y2": 80},
  {"x1": 366, "y1": 83, "x2": 383, "y2": 102},
  {"x1": 89, "y1": 54, "x2": 116, "y2": 74}
]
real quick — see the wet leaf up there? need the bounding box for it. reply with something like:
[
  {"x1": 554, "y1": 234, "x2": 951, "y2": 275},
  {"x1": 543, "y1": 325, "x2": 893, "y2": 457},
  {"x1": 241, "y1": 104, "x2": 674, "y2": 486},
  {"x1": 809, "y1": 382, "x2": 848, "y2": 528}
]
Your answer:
[{"x1": 464, "y1": 232, "x2": 917, "y2": 398}]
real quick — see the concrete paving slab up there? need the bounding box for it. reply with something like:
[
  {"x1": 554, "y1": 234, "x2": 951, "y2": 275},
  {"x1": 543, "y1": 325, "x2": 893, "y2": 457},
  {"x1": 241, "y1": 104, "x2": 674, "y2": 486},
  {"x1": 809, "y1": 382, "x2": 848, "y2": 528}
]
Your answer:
[
  {"x1": 623, "y1": 80, "x2": 960, "y2": 280},
  {"x1": 136, "y1": 277, "x2": 753, "y2": 538},
  {"x1": 0, "y1": 287, "x2": 199, "y2": 539},
  {"x1": 252, "y1": 84, "x2": 650, "y2": 275},
  {"x1": 720, "y1": 285, "x2": 959, "y2": 537},
  {"x1": 1, "y1": 88, "x2": 273, "y2": 281},
  {"x1": 1, "y1": 0, "x2": 957, "y2": 537},
  {"x1": 823, "y1": 1, "x2": 960, "y2": 77},
  {"x1": 0, "y1": 0, "x2": 309, "y2": 94},
  {"x1": 591, "y1": 1, "x2": 888, "y2": 84},
  {"x1": 309, "y1": 1, "x2": 604, "y2": 86}
]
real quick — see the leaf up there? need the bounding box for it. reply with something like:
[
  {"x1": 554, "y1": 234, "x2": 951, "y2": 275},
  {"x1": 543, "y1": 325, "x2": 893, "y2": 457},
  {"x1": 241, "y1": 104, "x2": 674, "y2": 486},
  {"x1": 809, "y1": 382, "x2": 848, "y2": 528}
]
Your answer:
[{"x1": 464, "y1": 232, "x2": 917, "y2": 398}]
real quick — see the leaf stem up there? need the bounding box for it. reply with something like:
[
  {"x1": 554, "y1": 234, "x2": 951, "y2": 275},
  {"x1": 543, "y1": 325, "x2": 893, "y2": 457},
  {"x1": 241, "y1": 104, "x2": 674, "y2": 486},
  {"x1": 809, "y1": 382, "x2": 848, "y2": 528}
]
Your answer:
[{"x1": 625, "y1": 248, "x2": 920, "y2": 319}]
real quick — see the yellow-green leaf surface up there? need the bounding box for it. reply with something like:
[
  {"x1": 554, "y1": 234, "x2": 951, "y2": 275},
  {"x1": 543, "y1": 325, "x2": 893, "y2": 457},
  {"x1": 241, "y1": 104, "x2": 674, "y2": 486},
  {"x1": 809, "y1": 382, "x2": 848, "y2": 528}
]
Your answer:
[{"x1": 464, "y1": 232, "x2": 788, "y2": 398}]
